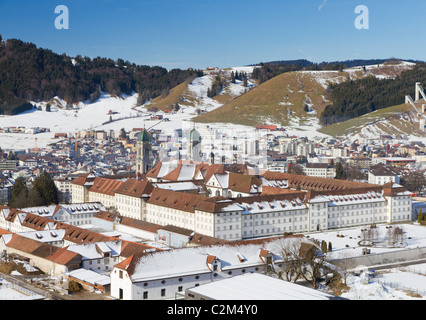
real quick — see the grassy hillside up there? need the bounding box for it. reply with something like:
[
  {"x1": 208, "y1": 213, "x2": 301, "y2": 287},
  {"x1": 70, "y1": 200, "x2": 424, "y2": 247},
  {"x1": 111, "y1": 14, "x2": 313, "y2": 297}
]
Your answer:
[
  {"x1": 147, "y1": 81, "x2": 196, "y2": 111},
  {"x1": 193, "y1": 61, "x2": 417, "y2": 131},
  {"x1": 146, "y1": 72, "x2": 256, "y2": 112},
  {"x1": 193, "y1": 70, "x2": 350, "y2": 126},
  {"x1": 318, "y1": 103, "x2": 426, "y2": 138}
]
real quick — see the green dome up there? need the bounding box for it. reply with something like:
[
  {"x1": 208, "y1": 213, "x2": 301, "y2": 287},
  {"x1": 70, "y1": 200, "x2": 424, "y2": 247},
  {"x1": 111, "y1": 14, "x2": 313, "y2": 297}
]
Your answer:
[
  {"x1": 137, "y1": 130, "x2": 152, "y2": 143},
  {"x1": 188, "y1": 128, "x2": 201, "y2": 142}
]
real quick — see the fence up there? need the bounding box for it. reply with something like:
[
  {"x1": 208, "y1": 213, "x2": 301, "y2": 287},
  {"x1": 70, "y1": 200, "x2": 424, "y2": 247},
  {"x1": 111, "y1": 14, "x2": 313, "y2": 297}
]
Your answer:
[
  {"x1": 0, "y1": 273, "x2": 54, "y2": 300},
  {"x1": 0, "y1": 278, "x2": 45, "y2": 300},
  {"x1": 371, "y1": 277, "x2": 426, "y2": 297},
  {"x1": 329, "y1": 247, "x2": 426, "y2": 270},
  {"x1": 402, "y1": 266, "x2": 426, "y2": 276}
]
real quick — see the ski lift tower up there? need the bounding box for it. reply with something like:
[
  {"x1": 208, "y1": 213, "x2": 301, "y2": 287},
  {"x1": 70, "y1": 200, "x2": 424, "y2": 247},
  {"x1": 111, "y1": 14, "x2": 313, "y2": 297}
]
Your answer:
[{"x1": 405, "y1": 82, "x2": 426, "y2": 132}]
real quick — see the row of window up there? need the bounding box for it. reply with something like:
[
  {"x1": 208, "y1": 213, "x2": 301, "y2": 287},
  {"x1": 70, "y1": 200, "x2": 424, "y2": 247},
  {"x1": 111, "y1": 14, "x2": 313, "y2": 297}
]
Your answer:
[{"x1": 136, "y1": 267, "x2": 263, "y2": 299}]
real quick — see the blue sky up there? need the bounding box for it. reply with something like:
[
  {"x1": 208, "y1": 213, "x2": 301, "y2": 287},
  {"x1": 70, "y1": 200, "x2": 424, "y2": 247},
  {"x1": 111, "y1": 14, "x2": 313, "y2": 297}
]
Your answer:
[{"x1": 0, "y1": 0, "x2": 424, "y2": 69}]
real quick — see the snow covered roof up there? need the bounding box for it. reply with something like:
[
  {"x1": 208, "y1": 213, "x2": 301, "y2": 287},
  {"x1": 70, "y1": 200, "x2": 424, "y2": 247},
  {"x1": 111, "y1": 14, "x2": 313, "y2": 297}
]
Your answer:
[
  {"x1": 186, "y1": 272, "x2": 342, "y2": 300},
  {"x1": 66, "y1": 268, "x2": 110, "y2": 286},
  {"x1": 155, "y1": 181, "x2": 199, "y2": 191},
  {"x1": 67, "y1": 241, "x2": 122, "y2": 260},
  {"x1": 234, "y1": 197, "x2": 307, "y2": 215},
  {"x1": 124, "y1": 237, "x2": 308, "y2": 283},
  {"x1": 17, "y1": 229, "x2": 66, "y2": 243},
  {"x1": 326, "y1": 191, "x2": 385, "y2": 206}
]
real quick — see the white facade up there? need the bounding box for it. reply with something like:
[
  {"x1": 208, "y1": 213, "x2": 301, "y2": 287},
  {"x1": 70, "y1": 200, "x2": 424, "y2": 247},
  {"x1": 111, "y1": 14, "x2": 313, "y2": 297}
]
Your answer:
[
  {"x1": 115, "y1": 193, "x2": 147, "y2": 220},
  {"x1": 110, "y1": 237, "x2": 303, "y2": 300},
  {"x1": 145, "y1": 189, "x2": 412, "y2": 241},
  {"x1": 67, "y1": 241, "x2": 122, "y2": 275},
  {"x1": 145, "y1": 203, "x2": 220, "y2": 239},
  {"x1": 368, "y1": 172, "x2": 400, "y2": 185},
  {"x1": 22, "y1": 203, "x2": 104, "y2": 226},
  {"x1": 303, "y1": 165, "x2": 335, "y2": 179},
  {"x1": 71, "y1": 183, "x2": 88, "y2": 203},
  {"x1": 55, "y1": 179, "x2": 73, "y2": 203},
  {"x1": 89, "y1": 191, "x2": 115, "y2": 209}
]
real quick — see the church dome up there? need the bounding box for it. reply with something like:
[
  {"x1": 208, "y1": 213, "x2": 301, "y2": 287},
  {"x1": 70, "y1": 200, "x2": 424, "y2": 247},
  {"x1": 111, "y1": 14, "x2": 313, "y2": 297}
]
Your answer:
[
  {"x1": 188, "y1": 128, "x2": 201, "y2": 142},
  {"x1": 137, "y1": 130, "x2": 152, "y2": 143}
]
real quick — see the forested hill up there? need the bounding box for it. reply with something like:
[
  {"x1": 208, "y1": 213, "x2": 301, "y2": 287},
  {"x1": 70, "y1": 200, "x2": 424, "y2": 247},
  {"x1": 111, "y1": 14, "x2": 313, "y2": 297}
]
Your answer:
[
  {"x1": 251, "y1": 58, "x2": 420, "y2": 84},
  {"x1": 320, "y1": 62, "x2": 426, "y2": 126},
  {"x1": 0, "y1": 35, "x2": 202, "y2": 115}
]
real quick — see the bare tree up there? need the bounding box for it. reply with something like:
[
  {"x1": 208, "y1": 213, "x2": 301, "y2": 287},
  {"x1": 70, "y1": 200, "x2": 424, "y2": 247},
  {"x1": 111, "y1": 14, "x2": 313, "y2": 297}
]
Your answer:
[
  {"x1": 400, "y1": 171, "x2": 426, "y2": 193},
  {"x1": 287, "y1": 163, "x2": 305, "y2": 176},
  {"x1": 332, "y1": 251, "x2": 358, "y2": 286},
  {"x1": 299, "y1": 242, "x2": 327, "y2": 289},
  {"x1": 270, "y1": 238, "x2": 304, "y2": 283},
  {"x1": 271, "y1": 238, "x2": 329, "y2": 289}
]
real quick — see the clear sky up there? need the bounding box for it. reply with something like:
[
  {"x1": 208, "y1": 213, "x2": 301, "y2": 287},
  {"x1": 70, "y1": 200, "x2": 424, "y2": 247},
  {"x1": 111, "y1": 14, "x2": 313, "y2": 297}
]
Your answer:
[{"x1": 0, "y1": 0, "x2": 424, "y2": 70}]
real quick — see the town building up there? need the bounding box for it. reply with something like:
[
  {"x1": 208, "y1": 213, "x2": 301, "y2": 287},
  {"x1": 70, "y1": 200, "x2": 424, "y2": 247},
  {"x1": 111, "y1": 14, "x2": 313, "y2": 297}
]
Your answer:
[
  {"x1": 113, "y1": 178, "x2": 154, "y2": 220},
  {"x1": 303, "y1": 163, "x2": 335, "y2": 179},
  {"x1": 184, "y1": 272, "x2": 343, "y2": 300},
  {"x1": 110, "y1": 235, "x2": 309, "y2": 300},
  {"x1": 368, "y1": 163, "x2": 400, "y2": 185}
]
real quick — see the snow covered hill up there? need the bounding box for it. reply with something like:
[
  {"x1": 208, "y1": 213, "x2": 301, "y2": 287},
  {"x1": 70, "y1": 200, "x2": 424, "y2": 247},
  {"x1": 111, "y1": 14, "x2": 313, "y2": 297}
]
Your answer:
[
  {"x1": 0, "y1": 61, "x2": 422, "y2": 151},
  {"x1": 0, "y1": 67, "x2": 259, "y2": 150}
]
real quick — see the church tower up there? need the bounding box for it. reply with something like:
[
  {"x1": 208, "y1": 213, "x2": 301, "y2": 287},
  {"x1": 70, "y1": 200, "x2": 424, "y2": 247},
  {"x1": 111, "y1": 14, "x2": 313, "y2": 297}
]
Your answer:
[
  {"x1": 187, "y1": 125, "x2": 202, "y2": 161},
  {"x1": 136, "y1": 129, "x2": 153, "y2": 176}
]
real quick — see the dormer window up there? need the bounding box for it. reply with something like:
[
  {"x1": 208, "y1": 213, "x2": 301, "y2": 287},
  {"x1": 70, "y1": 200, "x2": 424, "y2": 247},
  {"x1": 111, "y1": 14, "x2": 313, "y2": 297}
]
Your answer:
[{"x1": 207, "y1": 255, "x2": 221, "y2": 272}]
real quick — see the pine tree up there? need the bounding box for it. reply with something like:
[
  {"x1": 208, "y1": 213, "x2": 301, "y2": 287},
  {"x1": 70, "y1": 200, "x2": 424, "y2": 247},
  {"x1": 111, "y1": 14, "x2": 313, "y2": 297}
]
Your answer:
[
  {"x1": 335, "y1": 162, "x2": 346, "y2": 180},
  {"x1": 28, "y1": 186, "x2": 44, "y2": 207},
  {"x1": 9, "y1": 177, "x2": 28, "y2": 208},
  {"x1": 231, "y1": 71, "x2": 236, "y2": 84},
  {"x1": 321, "y1": 240, "x2": 328, "y2": 254},
  {"x1": 30, "y1": 171, "x2": 59, "y2": 206},
  {"x1": 328, "y1": 241, "x2": 333, "y2": 252},
  {"x1": 243, "y1": 74, "x2": 248, "y2": 87},
  {"x1": 119, "y1": 128, "x2": 127, "y2": 139},
  {"x1": 418, "y1": 209, "x2": 423, "y2": 224}
]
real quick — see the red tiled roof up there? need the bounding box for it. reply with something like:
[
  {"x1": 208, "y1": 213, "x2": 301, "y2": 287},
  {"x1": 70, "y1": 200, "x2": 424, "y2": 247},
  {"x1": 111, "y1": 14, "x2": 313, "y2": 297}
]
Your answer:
[
  {"x1": 71, "y1": 173, "x2": 91, "y2": 186},
  {"x1": 89, "y1": 177, "x2": 123, "y2": 196},
  {"x1": 147, "y1": 188, "x2": 232, "y2": 214},
  {"x1": 262, "y1": 171, "x2": 380, "y2": 192},
  {"x1": 0, "y1": 228, "x2": 13, "y2": 235},
  {"x1": 227, "y1": 172, "x2": 262, "y2": 194},
  {"x1": 113, "y1": 178, "x2": 154, "y2": 198},
  {"x1": 6, "y1": 234, "x2": 57, "y2": 258},
  {"x1": 47, "y1": 246, "x2": 82, "y2": 266}
]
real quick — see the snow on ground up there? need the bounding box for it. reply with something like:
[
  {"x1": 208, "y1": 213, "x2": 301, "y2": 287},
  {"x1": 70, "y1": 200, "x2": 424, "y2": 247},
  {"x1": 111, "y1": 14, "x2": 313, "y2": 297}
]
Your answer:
[
  {"x1": 307, "y1": 223, "x2": 426, "y2": 259},
  {"x1": 224, "y1": 66, "x2": 258, "y2": 75},
  {"x1": 0, "y1": 92, "x2": 139, "y2": 133},
  {"x1": 0, "y1": 91, "x2": 199, "y2": 150},
  {"x1": 341, "y1": 274, "x2": 422, "y2": 300},
  {"x1": 0, "y1": 71, "x2": 266, "y2": 150},
  {"x1": 301, "y1": 70, "x2": 346, "y2": 89},
  {"x1": 340, "y1": 264, "x2": 426, "y2": 300},
  {"x1": 309, "y1": 223, "x2": 426, "y2": 300},
  {"x1": 186, "y1": 75, "x2": 223, "y2": 111}
]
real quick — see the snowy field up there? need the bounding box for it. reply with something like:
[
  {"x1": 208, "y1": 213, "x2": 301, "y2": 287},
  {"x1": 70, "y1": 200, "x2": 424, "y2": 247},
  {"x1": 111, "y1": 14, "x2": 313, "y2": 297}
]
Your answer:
[
  {"x1": 307, "y1": 223, "x2": 426, "y2": 259},
  {"x1": 341, "y1": 264, "x2": 426, "y2": 300},
  {"x1": 307, "y1": 223, "x2": 426, "y2": 299},
  {"x1": 0, "y1": 71, "x2": 263, "y2": 151}
]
